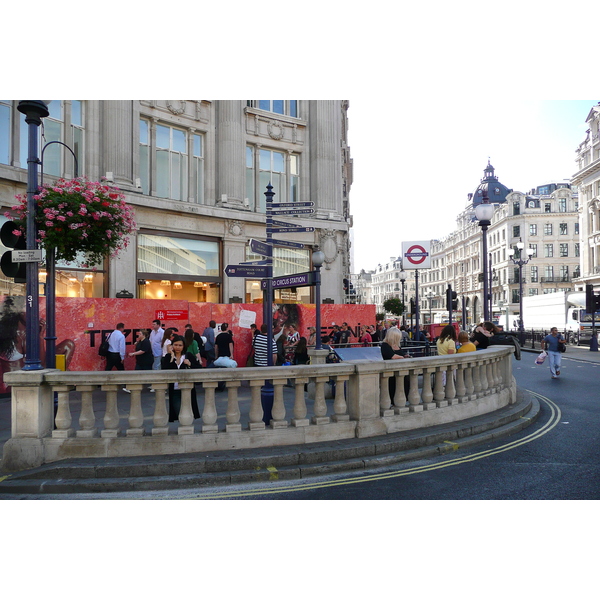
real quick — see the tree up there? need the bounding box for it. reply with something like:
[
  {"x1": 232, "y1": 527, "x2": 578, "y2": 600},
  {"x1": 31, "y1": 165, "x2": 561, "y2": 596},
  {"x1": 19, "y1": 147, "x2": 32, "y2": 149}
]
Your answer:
[{"x1": 383, "y1": 297, "x2": 405, "y2": 317}]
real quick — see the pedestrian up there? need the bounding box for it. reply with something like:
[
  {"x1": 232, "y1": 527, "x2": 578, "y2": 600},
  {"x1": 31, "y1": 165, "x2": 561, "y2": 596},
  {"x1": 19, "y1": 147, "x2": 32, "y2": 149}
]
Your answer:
[
  {"x1": 541, "y1": 327, "x2": 565, "y2": 379},
  {"x1": 471, "y1": 322, "x2": 494, "y2": 350},
  {"x1": 215, "y1": 322, "x2": 234, "y2": 359},
  {"x1": 252, "y1": 323, "x2": 277, "y2": 367},
  {"x1": 202, "y1": 320, "x2": 217, "y2": 366},
  {"x1": 161, "y1": 327, "x2": 175, "y2": 357},
  {"x1": 149, "y1": 319, "x2": 164, "y2": 370},
  {"x1": 399, "y1": 325, "x2": 409, "y2": 343},
  {"x1": 161, "y1": 335, "x2": 201, "y2": 422},
  {"x1": 380, "y1": 327, "x2": 410, "y2": 405},
  {"x1": 285, "y1": 324, "x2": 300, "y2": 363},
  {"x1": 339, "y1": 323, "x2": 351, "y2": 348},
  {"x1": 129, "y1": 328, "x2": 154, "y2": 369},
  {"x1": 294, "y1": 336, "x2": 309, "y2": 364},
  {"x1": 436, "y1": 324, "x2": 457, "y2": 355},
  {"x1": 359, "y1": 325, "x2": 372, "y2": 347},
  {"x1": 457, "y1": 331, "x2": 476, "y2": 353},
  {"x1": 307, "y1": 327, "x2": 317, "y2": 347},
  {"x1": 105, "y1": 322, "x2": 126, "y2": 372},
  {"x1": 184, "y1": 327, "x2": 202, "y2": 368},
  {"x1": 331, "y1": 325, "x2": 342, "y2": 346}
]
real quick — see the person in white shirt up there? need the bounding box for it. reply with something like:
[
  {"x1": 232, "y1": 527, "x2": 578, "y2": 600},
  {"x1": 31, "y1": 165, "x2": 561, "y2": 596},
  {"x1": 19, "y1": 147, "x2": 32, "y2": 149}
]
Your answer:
[
  {"x1": 149, "y1": 319, "x2": 164, "y2": 370},
  {"x1": 105, "y1": 323, "x2": 126, "y2": 371}
]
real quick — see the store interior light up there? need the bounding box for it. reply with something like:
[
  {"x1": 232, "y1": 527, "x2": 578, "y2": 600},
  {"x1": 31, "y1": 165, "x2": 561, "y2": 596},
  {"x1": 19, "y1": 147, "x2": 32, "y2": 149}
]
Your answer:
[
  {"x1": 194, "y1": 281, "x2": 202, "y2": 287},
  {"x1": 160, "y1": 280, "x2": 171, "y2": 286},
  {"x1": 173, "y1": 282, "x2": 182, "y2": 289}
]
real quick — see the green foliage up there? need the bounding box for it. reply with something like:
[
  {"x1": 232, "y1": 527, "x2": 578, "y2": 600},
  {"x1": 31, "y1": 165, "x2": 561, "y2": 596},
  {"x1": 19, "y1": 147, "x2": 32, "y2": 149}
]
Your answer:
[{"x1": 383, "y1": 297, "x2": 405, "y2": 317}]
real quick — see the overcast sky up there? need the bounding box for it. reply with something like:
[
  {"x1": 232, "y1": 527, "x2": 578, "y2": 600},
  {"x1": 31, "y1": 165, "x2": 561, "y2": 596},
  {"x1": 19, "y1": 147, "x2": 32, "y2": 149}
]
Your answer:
[{"x1": 348, "y1": 99, "x2": 598, "y2": 272}]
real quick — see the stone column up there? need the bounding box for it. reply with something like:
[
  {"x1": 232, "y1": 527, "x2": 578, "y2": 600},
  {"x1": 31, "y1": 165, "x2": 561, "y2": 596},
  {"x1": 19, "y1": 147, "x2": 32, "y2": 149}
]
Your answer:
[
  {"x1": 102, "y1": 101, "x2": 134, "y2": 186},
  {"x1": 215, "y1": 101, "x2": 246, "y2": 208}
]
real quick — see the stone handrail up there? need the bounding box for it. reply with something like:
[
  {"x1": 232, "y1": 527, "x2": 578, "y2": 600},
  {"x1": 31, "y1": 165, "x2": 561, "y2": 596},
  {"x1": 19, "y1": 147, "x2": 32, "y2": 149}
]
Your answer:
[{"x1": 2, "y1": 347, "x2": 516, "y2": 472}]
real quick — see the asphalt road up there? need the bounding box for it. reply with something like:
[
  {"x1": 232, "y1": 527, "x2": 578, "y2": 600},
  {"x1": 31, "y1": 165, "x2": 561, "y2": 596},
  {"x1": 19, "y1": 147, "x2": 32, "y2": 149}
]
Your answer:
[{"x1": 174, "y1": 353, "x2": 600, "y2": 501}]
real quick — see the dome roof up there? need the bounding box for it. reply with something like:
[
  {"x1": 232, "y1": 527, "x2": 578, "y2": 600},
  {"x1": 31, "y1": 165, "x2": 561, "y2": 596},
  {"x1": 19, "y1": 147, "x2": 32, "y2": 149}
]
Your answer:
[{"x1": 470, "y1": 160, "x2": 512, "y2": 206}]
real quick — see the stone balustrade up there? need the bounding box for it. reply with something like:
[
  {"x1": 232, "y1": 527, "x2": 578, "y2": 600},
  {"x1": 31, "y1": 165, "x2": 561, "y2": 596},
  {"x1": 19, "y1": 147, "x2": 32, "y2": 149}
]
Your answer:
[{"x1": 1, "y1": 347, "x2": 516, "y2": 472}]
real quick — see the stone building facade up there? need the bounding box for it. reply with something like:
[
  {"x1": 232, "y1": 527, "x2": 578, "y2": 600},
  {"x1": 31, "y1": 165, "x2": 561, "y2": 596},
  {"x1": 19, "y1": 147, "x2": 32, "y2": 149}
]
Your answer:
[
  {"x1": 573, "y1": 102, "x2": 600, "y2": 294},
  {"x1": 0, "y1": 100, "x2": 353, "y2": 304}
]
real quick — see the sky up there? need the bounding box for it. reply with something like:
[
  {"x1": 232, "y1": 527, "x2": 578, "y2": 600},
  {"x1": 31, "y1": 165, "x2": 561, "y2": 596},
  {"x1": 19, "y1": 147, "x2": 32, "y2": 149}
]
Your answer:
[{"x1": 347, "y1": 99, "x2": 598, "y2": 272}]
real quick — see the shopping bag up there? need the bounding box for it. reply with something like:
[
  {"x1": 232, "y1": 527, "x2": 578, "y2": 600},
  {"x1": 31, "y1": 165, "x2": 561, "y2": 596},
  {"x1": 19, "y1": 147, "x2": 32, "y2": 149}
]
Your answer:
[{"x1": 535, "y1": 351, "x2": 547, "y2": 365}]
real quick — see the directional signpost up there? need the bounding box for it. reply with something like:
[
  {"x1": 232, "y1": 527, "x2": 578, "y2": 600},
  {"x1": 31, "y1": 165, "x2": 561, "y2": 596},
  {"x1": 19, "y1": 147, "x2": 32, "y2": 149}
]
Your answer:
[
  {"x1": 270, "y1": 226, "x2": 315, "y2": 234},
  {"x1": 249, "y1": 238, "x2": 272, "y2": 257},
  {"x1": 224, "y1": 264, "x2": 269, "y2": 278}
]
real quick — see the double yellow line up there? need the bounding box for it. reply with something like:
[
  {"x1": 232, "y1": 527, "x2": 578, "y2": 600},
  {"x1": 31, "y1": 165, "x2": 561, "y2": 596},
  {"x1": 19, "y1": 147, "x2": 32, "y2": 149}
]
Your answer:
[{"x1": 185, "y1": 390, "x2": 561, "y2": 499}]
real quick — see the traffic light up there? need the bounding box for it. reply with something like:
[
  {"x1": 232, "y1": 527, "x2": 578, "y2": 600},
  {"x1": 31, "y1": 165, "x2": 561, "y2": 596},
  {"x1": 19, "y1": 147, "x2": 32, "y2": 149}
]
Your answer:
[
  {"x1": 410, "y1": 298, "x2": 415, "y2": 314},
  {"x1": 446, "y1": 286, "x2": 458, "y2": 312},
  {"x1": 1, "y1": 221, "x2": 26, "y2": 283},
  {"x1": 586, "y1": 284, "x2": 600, "y2": 313}
]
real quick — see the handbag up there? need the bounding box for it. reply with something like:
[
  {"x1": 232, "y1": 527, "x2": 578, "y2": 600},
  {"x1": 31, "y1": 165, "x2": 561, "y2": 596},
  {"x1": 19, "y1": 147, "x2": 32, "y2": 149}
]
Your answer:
[
  {"x1": 558, "y1": 341, "x2": 566, "y2": 353},
  {"x1": 535, "y1": 350, "x2": 547, "y2": 365},
  {"x1": 98, "y1": 332, "x2": 111, "y2": 358}
]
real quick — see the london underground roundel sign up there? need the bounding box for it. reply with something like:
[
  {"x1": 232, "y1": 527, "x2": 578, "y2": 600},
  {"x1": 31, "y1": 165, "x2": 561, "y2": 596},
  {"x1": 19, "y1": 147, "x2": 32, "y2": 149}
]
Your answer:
[{"x1": 401, "y1": 240, "x2": 431, "y2": 269}]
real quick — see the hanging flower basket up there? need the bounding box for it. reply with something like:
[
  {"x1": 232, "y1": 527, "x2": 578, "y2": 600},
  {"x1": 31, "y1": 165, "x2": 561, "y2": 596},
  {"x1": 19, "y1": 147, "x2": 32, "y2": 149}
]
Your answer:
[{"x1": 5, "y1": 177, "x2": 137, "y2": 268}]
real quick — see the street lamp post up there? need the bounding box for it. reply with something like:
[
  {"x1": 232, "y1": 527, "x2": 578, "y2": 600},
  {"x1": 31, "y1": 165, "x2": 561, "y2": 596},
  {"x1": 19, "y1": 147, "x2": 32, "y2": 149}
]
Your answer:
[
  {"x1": 474, "y1": 191, "x2": 495, "y2": 323},
  {"x1": 17, "y1": 101, "x2": 49, "y2": 371},
  {"x1": 312, "y1": 249, "x2": 324, "y2": 350},
  {"x1": 399, "y1": 270, "x2": 407, "y2": 326},
  {"x1": 508, "y1": 239, "x2": 534, "y2": 345}
]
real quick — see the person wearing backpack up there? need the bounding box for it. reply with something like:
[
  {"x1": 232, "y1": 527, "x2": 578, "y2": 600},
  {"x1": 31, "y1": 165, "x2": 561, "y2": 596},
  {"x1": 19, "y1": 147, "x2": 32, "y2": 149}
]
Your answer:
[{"x1": 105, "y1": 323, "x2": 126, "y2": 371}]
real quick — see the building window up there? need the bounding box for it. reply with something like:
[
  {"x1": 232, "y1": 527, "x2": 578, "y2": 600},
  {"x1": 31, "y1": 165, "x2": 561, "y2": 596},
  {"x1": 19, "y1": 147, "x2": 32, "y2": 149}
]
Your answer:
[
  {"x1": 558, "y1": 198, "x2": 567, "y2": 212},
  {"x1": 575, "y1": 222, "x2": 579, "y2": 235},
  {"x1": 0, "y1": 100, "x2": 12, "y2": 165},
  {"x1": 513, "y1": 225, "x2": 520, "y2": 238},
  {"x1": 544, "y1": 244, "x2": 553, "y2": 258},
  {"x1": 544, "y1": 223, "x2": 552, "y2": 235},
  {"x1": 156, "y1": 124, "x2": 187, "y2": 201},
  {"x1": 512, "y1": 289, "x2": 520, "y2": 303},
  {"x1": 560, "y1": 266, "x2": 569, "y2": 281},
  {"x1": 529, "y1": 224, "x2": 537, "y2": 236},
  {"x1": 19, "y1": 101, "x2": 84, "y2": 177},
  {"x1": 559, "y1": 243, "x2": 568, "y2": 257},
  {"x1": 559, "y1": 222, "x2": 568, "y2": 235},
  {"x1": 247, "y1": 147, "x2": 300, "y2": 212},
  {"x1": 544, "y1": 203, "x2": 552, "y2": 213},
  {"x1": 530, "y1": 266, "x2": 538, "y2": 282},
  {"x1": 192, "y1": 133, "x2": 204, "y2": 203},
  {"x1": 529, "y1": 288, "x2": 539, "y2": 296},
  {"x1": 528, "y1": 244, "x2": 537, "y2": 258},
  {"x1": 513, "y1": 201, "x2": 520, "y2": 215},
  {"x1": 575, "y1": 243, "x2": 580, "y2": 257},
  {"x1": 545, "y1": 266, "x2": 554, "y2": 280},
  {"x1": 139, "y1": 119, "x2": 150, "y2": 195},
  {"x1": 250, "y1": 100, "x2": 298, "y2": 118}
]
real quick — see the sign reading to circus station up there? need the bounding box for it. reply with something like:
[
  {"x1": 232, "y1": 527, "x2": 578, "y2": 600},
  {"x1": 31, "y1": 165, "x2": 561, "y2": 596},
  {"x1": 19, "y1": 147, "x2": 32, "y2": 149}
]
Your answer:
[{"x1": 401, "y1": 241, "x2": 431, "y2": 269}]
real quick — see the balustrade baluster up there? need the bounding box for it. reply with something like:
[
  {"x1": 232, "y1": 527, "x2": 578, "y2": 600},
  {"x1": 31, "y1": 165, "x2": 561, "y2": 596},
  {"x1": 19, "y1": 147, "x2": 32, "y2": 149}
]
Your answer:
[
  {"x1": 101, "y1": 384, "x2": 121, "y2": 437},
  {"x1": 380, "y1": 372, "x2": 393, "y2": 416},
  {"x1": 433, "y1": 369, "x2": 445, "y2": 404},
  {"x1": 472, "y1": 362, "x2": 482, "y2": 396},
  {"x1": 445, "y1": 367, "x2": 456, "y2": 402},
  {"x1": 421, "y1": 368, "x2": 434, "y2": 409},
  {"x1": 486, "y1": 361, "x2": 495, "y2": 392},
  {"x1": 333, "y1": 375, "x2": 349, "y2": 422},
  {"x1": 76, "y1": 385, "x2": 97, "y2": 438},
  {"x1": 248, "y1": 380, "x2": 266, "y2": 430},
  {"x1": 225, "y1": 381, "x2": 242, "y2": 432},
  {"x1": 393, "y1": 372, "x2": 409, "y2": 414},
  {"x1": 464, "y1": 363, "x2": 475, "y2": 399},
  {"x1": 201, "y1": 382, "x2": 219, "y2": 433},
  {"x1": 52, "y1": 385, "x2": 74, "y2": 438},
  {"x1": 407, "y1": 371, "x2": 422, "y2": 411},
  {"x1": 455, "y1": 366, "x2": 467, "y2": 402},
  {"x1": 151, "y1": 383, "x2": 169, "y2": 435},
  {"x1": 480, "y1": 362, "x2": 489, "y2": 393},
  {"x1": 312, "y1": 376, "x2": 330, "y2": 424},
  {"x1": 126, "y1": 384, "x2": 145, "y2": 436},
  {"x1": 271, "y1": 379, "x2": 288, "y2": 428},
  {"x1": 292, "y1": 378, "x2": 309, "y2": 426},
  {"x1": 493, "y1": 358, "x2": 502, "y2": 388},
  {"x1": 176, "y1": 382, "x2": 196, "y2": 435}
]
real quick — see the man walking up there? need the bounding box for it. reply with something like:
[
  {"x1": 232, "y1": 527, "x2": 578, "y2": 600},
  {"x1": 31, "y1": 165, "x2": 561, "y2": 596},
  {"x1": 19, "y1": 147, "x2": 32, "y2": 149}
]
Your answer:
[
  {"x1": 105, "y1": 323, "x2": 126, "y2": 371},
  {"x1": 541, "y1": 327, "x2": 564, "y2": 379},
  {"x1": 253, "y1": 323, "x2": 278, "y2": 367},
  {"x1": 149, "y1": 319, "x2": 164, "y2": 370},
  {"x1": 202, "y1": 320, "x2": 217, "y2": 366}
]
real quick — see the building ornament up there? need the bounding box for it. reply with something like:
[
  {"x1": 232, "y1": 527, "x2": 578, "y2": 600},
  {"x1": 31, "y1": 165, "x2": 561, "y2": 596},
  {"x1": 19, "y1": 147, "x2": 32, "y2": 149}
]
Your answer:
[
  {"x1": 228, "y1": 220, "x2": 244, "y2": 237},
  {"x1": 267, "y1": 120, "x2": 284, "y2": 140},
  {"x1": 318, "y1": 228, "x2": 339, "y2": 269},
  {"x1": 166, "y1": 101, "x2": 186, "y2": 115}
]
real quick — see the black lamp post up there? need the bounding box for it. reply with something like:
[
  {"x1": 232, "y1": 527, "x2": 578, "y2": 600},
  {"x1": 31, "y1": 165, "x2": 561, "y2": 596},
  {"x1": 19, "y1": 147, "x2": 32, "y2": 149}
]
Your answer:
[
  {"x1": 474, "y1": 190, "x2": 494, "y2": 323},
  {"x1": 312, "y1": 249, "x2": 324, "y2": 350},
  {"x1": 508, "y1": 239, "x2": 534, "y2": 345},
  {"x1": 17, "y1": 101, "x2": 49, "y2": 371},
  {"x1": 399, "y1": 269, "x2": 407, "y2": 326}
]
